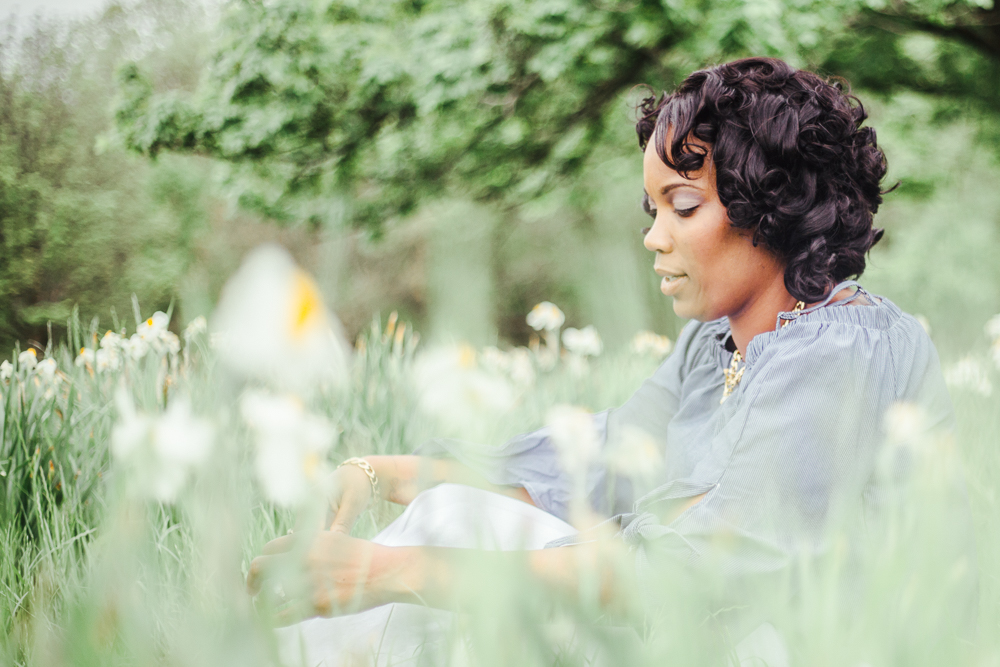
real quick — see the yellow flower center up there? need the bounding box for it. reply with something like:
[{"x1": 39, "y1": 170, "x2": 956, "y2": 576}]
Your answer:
[
  {"x1": 288, "y1": 270, "x2": 325, "y2": 340},
  {"x1": 458, "y1": 344, "x2": 476, "y2": 369},
  {"x1": 27, "y1": 349, "x2": 36, "y2": 358},
  {"x1": 302, "y1": 451, "x2": 320, "y2": 480}
]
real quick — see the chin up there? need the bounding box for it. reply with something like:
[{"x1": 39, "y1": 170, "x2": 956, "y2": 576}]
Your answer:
[{"x1": 671, "y1": 298, "x2": 712, "y2": 322}]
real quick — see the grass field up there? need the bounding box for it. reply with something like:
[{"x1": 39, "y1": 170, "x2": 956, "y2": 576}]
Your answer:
[{"x1": 1, "y1": 247, "x2": 999, "y2": 666}]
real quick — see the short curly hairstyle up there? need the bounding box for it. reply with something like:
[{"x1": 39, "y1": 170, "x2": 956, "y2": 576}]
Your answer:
[{"x1": 636, "y1": 57, "x2": 888, "y2": 303}]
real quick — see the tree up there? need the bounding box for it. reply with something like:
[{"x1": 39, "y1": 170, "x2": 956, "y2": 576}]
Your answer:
[{"x1": 116, "y1": 0, "x2": 1000, "y2": 234}]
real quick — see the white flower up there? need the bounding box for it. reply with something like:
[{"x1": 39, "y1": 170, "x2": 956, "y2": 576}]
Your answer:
[
  {"x1": 212, "y1": 244, "x2": 350, "y2": 391},
  {"x1": 100, "y1": 331, "x2": 124, "y2": 350},
  {"x1": 985, "y1": 314, "x2": 1000, "y2": 342},
  {"x1": 944, "y1": 356, "x2": 993, "y2": 397},
  {"x1": 122, "y1": 334, "x2": 149, "y2": 361},
  {"x1": 137, "y1": 311, "x2": 170, "y2": 340},
  {"x1": 153, "y1": 397, "x2": 214, "y2": 467},
  {"x1": 240, "y1": 391, "x2": 336, "y2": 506},
  {"x1": 562, "y1": 326, "x2": 603, "y2": 357},
  {"x1": 479, "y1": 347, "x2": 510, "y2": 373},
  {"x1": 606, "y1": 426, "x2": 663, "y2": 485},
  {"x1": 507, "y1": 348, "x2": 536, "y2": 388},
  {"x1": 18, "y1": 349, "x2": 37, "y2": 371},
  {"x1": 0, "y1": 360, "x2": 12, "y2": 380},
  {"x1": 158, "y1": 331, "x2": 181, "y2": 356},
  {"x1": 75, "y1": 348, "x2": 96, "y2": 368},
  {"x1": 914, "y1": 314, "x2": 932, "y2": 337},
  {"x1": 991, "y1": 340, "x2": 1000, "y2": 371},
  {"x1": 413, "y1": 344, "x2": 516, "y2": 441},
  {"x1": 36, "y1": 358, "x2": 58, "y2": 383},
  {"x1": 546, "y1": 404, "x2": 599, "y2": 476},
  {"x1": 631, "y1": 331, "x2": 673, "y2": 358},
  {"x1": 111, "y1": 392, "x2": 214, "y2": 502},
  {"x1": 526, "y1": 302, "x2": 565, "y2": 332},
  {"x1": 183, "y1": 315, "x2": 208, "y2": 340},
  {"x1": 883, "y1": 402, "x2": 930, "y2": 447},
  {"x1": 96, "y1": 348, "x2": 121, "y2": 373}
]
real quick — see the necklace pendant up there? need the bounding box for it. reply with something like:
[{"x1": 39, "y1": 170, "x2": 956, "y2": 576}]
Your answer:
[{"x1": 721, "y1": 350, "x2": 745, "y2": 404}]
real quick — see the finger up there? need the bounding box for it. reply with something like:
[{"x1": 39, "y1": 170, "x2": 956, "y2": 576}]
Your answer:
[
  {"x1": 261, "y1": 534, "x2": 295, "y2": 555},
  {"x1": 246, "y1": 554, "x2": 274, "y2": 596}
]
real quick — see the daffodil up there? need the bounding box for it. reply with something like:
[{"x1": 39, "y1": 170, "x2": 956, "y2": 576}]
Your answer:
[
  {"x1": 631, "y1": 331, "x2": 673, "y2": 358},
  {"x1": 18, "y1": 349, "x2": 37, "y2": 371},
  {"x1": 96, "y1": 348, "x2": 121, "y2": 373},
  {"x1": 75, "y1": 348, "x2": 96, "y2": 368},
  {"x1": 36, "y1": 358, "x2": 58, "y2": 383},
  {"x1": 111, "y1": 391, "x2": 214, "y2": 503},
  {"x1": 562, "y1": 326, "x2": 603, "y2": 357},
  {"x1": 413, "y1": 344, "x2": 516, "y2": 441},
  {"x1": 985, "y1": 313, "x2": 1000, "y2": 342},
  {"x1": 944, "y1": 356, "x2": 993, "y2": 397},
  {"x1": 526, "y1": 302, "x2": 565, "y2": 332},
  {"x1": 183, "y1": 315, "x2": 208, "y2": 340},
  {"x1": 239, "y1": 390, "x2": 337, "y2": 507},
  {"x1": 212, "y1": 244, "x2": 350, "y2": 392},
  {"x1": 0, "y1": 360, "x2": 12, "y2": 381},
  {"x1": 546, "y1": 404, "x2": 600, "y2": 477}
]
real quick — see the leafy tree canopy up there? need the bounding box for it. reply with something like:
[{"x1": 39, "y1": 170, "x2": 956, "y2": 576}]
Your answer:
[{"x1": 117, "y1": 0, "x2": 1000, "y2": 232}]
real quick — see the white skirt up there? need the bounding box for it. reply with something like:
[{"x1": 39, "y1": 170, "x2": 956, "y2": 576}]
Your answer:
[
  {"x1": 276, "y1": 483, "x2": 578, "y2": 667},
  {"x1": 275, "y1": 483, "x2": 788, "y2": 667}
]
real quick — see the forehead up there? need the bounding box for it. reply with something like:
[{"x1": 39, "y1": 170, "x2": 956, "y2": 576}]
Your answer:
[{"x1": 642, "y1": 129, "x2": 714, "y2": 190}]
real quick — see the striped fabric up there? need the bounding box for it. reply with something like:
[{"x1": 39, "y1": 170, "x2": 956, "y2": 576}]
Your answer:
[{"x1": 422, "y1": 282, "x2": 975, "y2": 598}]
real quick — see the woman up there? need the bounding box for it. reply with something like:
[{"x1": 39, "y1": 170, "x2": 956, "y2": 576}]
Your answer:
[{"x1": 248, "y1": 57, "x2": 975, "y2": 664}]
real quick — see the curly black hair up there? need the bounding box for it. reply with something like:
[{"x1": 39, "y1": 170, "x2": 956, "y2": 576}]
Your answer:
[{"x1": 636, "y1": 57, "x2": 888, "y2": 303}]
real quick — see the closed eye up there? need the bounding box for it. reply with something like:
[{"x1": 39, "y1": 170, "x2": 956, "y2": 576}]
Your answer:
[
  {"x1": 641, "y1": 193, "x2": 657, "y2": 219},
  {"x1": 675, "y1": 205, "x2": 698, "y2": 218}
]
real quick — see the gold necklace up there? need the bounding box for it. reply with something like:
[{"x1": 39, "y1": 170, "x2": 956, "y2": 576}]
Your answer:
[{"x1": 721, "y1": 300, "x2": 805, "y2": 404}]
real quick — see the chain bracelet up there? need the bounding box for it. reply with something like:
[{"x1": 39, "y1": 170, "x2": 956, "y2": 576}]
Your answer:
[{"x1": 338, "y1": 457, "x2": 380, "y2": 498}]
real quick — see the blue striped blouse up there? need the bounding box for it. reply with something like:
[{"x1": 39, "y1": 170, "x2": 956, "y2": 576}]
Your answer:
[{"x1": 420, "y1": 282, "x2": 975, "y2": 586}]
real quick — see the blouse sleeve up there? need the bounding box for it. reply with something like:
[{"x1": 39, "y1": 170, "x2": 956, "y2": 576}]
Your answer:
[
  {"x1": 619, "y1": 318, "x2": 953, "y2": 580},
  {"x1": 416, "y1": 322, "x2": 701, "y2": 522}
]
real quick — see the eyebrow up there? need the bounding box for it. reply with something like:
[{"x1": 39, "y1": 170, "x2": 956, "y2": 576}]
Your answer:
[{"x1": 643, "y1": 183, "x2": 702, "y2": 199}]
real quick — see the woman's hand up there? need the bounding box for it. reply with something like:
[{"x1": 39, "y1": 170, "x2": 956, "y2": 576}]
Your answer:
[
  {"x1": 324, "y1": 463, "x2": 375, "y2": 534},
  {"x1": 246, "y1": 531, "x2": 410, "y2": 624}
]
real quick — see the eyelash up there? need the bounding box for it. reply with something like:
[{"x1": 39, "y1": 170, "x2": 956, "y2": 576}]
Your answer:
[{"x1": 640, "y1": 197, "x2": 699, "y2": 234}]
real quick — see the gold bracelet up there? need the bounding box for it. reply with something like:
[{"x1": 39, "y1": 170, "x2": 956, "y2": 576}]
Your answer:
[{"x1": 338, "y1": 457, "x2": 379, "y2": 498}]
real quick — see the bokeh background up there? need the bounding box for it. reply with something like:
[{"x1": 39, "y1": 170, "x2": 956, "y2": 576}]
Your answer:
[{"x1": 1, "y1": 0, "x2": 998, "y2": 358}]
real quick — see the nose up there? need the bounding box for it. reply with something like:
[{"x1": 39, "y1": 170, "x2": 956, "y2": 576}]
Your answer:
[{"x1": 643, "y1": 212, "x2": 673, "y2": 255}]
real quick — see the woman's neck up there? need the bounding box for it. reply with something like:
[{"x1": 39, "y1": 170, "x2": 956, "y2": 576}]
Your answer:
[{"x1": 727, "y1": 279, "x2": 855, "y2": 356}]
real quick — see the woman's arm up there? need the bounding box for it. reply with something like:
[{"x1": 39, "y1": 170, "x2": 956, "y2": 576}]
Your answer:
[
  {"x1": 246, "y1": 527, "x2": 640, "y2": 622},
  {"x1": 366, "y1": 455, "x2": 534, "y2": 506}
]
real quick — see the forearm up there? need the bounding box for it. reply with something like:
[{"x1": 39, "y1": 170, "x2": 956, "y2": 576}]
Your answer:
[
  {"x1": 365, "y1": 455, "x2": 533, "y2": 507},
  {"x1": 369, "y1": 537, "x2": 639, "y2": 616}
]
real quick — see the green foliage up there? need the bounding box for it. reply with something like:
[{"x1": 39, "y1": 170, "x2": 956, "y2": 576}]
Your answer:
[
  {"x1": 117, "y1": 0, "x2": 1000, "y2": 232},
  {"x1": 0, "y1": 2, "x2": 218, "y2": 352}
]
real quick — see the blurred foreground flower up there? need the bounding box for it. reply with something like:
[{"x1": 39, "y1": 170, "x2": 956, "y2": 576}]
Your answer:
[
  {"x1": 606, "y1": 425, "x2": 663, "y2": 485},
  {"x1": 944, "y1": 356, "x2": 993, "y2": 397},
  {"x1": 18, "y1": 349, "x2": 37, "y2": 371},
  {"x1": 631, "y1": 331, "x2": 673, "y2": 358},
  {"x1": 526, "y1": 302, "x2": 565, "y2": 332},
  {"x1": 111, "y1": 392, "x2": 214, "y2": 502},
  {"x1": 547, "y1": 404, "x2": 599, "y2": 477},
  {"x1": 480, "y1": 346, "x2": 536, "y2": 388},
  {"x1": 413, "y1": 344, "x2": 516, "y2": 440},
  {"x1": 562, "y1": 326, "x2": 603, "y2": 357},
  {"x1": 240, "y1": 391, "x2": 337, "y2": 507},
  {"x1": 183, "y1": 315, "x2": 208, "y2": 341},
  {"x1": 0, "y1": 360, "x2": 12, "y2": 380},
  {"x1": 212, "y1": 244, "x2": 349, "y2": 392}
]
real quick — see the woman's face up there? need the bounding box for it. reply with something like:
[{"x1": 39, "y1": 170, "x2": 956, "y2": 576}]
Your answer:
[{"x1": 642, "y1": 133, "x2": 784, "y2": 322}]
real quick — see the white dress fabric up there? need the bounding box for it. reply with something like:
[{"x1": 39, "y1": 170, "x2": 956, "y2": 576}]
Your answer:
[
  {"x1": 276, "y1": 483, "x2": 788, "y2": 667},
  {"x1": 276, "y1": 483, "x2": 577, "y2": 666}
]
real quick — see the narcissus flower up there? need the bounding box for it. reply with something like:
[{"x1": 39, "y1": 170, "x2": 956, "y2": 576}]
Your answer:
[
  {"x1": 239, "y1": 391, "x2": 336, "y2": 507},
  {"x1": 0, "y1": 360, "x2": 12, "y2": 380},
  {"x1": 526, "y1": 302, "x2": 565, "y2": 332},
  {"x1": 18, "y1": 349, "x2": 37, "y2": 371},
  {"x1": 631, "y1": 331, "x2": 673, "y2": 358},
  {"x1": 546, "y1": 404, "x2": 600, "y2": 477},
  {"x1": 111, "y1": 392, "x2": 214, "y2": 502},
  {"x1": 562, "y1": 326, "x2": 603, "y2": 357},
  {"x1": 183, "y1": 315, "x2": 207, "y2": 340},
  {"x1": 212, "y1": 244, "x2": 350, "y2": 392},
  {"x1": 413, "y1": 344, "x2": 516, "y2": 441}
]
